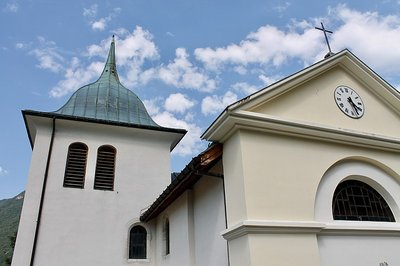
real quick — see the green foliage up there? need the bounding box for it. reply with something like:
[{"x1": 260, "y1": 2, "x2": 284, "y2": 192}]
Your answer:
[{"x1": 0, "y1": 192, "x2": 23, "y2": 265}]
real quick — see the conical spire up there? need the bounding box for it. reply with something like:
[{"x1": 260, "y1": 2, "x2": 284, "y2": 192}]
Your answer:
[
  {"x1": 54, "y1": 37, "x2": 160, "y2": 127},
  {"x1": 98, "y1": 35, "x2": 119, "y2": 83}
]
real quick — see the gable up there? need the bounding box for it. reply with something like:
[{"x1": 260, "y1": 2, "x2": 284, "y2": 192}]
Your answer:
[
  {"x1": 249, "y1": 65, "x2": 400, "y2": 139},
  {"x1": 203, "y1": 50, "x2": 400, "y2": 144}
]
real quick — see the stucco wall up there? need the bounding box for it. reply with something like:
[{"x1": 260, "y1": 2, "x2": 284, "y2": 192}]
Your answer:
[
  {"x1": 14, "y1": 118, "x2": 176, "y2": 266},
  {"x1": 251, "y1": 66, "x2": 400, "y2": 139},
  {"x1": 155, "y1": 169, "x2": 227, "y2": 266},
  {"x1": 222, "y1": 128, "x2": 400, "y2": 266}
]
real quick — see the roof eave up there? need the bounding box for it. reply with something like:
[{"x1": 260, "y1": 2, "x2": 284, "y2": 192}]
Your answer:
[
  {"x1": 22, "y1": 110, "x2": 187, "y2": 151},
  {"x1": 140, "y1": 143, "x2": 223, "y2": 222}
]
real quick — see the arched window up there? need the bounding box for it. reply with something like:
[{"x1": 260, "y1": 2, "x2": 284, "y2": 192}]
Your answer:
[
  {"x1": 94, "y1": 145, "x2": 116, "y2": 191},
  {"x1": 333, "y1": 180, "x2": 395, "y2": 222},
  {"x1": 164, "y1": 218, "x2": 170, "y2": 255},
  {"x1": 129, "y1": 225, "x2": 147, "y2": 259},
  {"x1": 63, "y1": 142, "x2": 88, "y2": 189}
]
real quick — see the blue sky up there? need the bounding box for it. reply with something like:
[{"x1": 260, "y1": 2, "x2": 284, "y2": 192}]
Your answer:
[{"x1": 1, "y1": 0, "x2": 400, "y2": 199}]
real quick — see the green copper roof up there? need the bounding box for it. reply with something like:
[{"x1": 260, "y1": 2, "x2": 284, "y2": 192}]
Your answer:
[{"x1": 55, "y1": 37, "x2": 159, "y2": 127}]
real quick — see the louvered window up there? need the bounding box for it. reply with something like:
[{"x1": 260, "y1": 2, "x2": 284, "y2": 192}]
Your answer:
[
  {"x1": 333, "y1": 180, "x2": 395, "y2": 222},
  {"x1": 94, "y1": 145, "x2": 116, "y2": 190},
  {"x1": 63, "y1": 142, "x2": 88, "y2": 189}
]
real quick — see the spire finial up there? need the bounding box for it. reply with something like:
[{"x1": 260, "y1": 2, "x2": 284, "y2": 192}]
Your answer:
[{"x1": 315, "y1": 22, "x2": 334, "y2": 58}]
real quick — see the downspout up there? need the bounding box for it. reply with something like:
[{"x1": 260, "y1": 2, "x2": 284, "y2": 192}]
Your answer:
[
  {"x1": 30, "y1": 117, "x2": 56, "y2": 266},
  {"x1": 222, "y1": 176, "x2": 230, "y2": 266}
]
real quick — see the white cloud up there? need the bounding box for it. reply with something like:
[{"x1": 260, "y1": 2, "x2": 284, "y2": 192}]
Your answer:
[
  {"x1": 4, "y1": 1, "x2": 18, "y2": 12},
  {"x1": 143, "y1": 97, "x2": 163, "y2": 116},
  {"x1": 165, "y1": 93, "x2": 195, "y2": 114},
  {"x1": 258, "y1": 74, "x2": 281, "y2": 86},
  {"x1": 50, "y1": 27, "x2": 158, "y2": 98},
  {"x1": 30, "y1": 37, "x2": 64, "y2": 73},
  {"x1": 140, "y1": 48, "x2": 217, "y2": 92},
  {"x1": 233, "y1": 65, "x2": 248, "y2": 75},
  {"x1": 194, "y1": 24, "x2": 322, "y2": 71},
  {"x1": 83, "y1": 5, "x2": 121, "y2": 32},
  {"x1": 92, "y1": 18, "x2": 107, "y2": 31},
  {"x1": 328, "y1": 4, "x2": 400, "y2": 75},
  {"x1": 273, "y1": 2, "x2": 291, "y2": 13},
  {"x1": 231, "y1": 82, "x2": 258, "y2": 95},
  {"x1": 83, "y1": 4, "x2": 97, "y2": 17},
  {"x1": 0, "y1": 166, "x2": 8, "y2": 176},
  {"x1": 152, "y1": 111, "x2": 204, "y2": 156},
  {"x1": 50, "y1": 60, "x2": 103, "y2": 98},
  {"x1": 201, "y1": 91, "x2": 238, "y2": 116},
  {"x1": 15, "y1": 42, "x2": 27, "y2": 49}
]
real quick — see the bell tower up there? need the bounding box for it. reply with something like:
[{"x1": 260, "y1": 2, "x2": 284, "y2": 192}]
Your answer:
[{"x1": 13, "y1": 38, "x2": 186, "y2": 266}]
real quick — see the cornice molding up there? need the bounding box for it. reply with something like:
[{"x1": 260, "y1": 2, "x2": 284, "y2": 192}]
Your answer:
[
  {"x1": 212, "y1": 111, "x2": 400, "y2": 152},
  {"x1": 222, "y1": 220, "x2": 400, "y2": 241},
  {"x1": 222, "y1": 220, "x2": 325, "y2": 240}
]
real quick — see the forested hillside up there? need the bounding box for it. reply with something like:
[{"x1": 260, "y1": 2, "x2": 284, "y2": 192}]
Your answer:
[{"x1": 0, "y1": 192, "x2": 23, "y2": 265}]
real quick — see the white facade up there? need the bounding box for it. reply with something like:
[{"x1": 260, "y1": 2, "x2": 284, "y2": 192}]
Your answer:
[
  {"x1": 13, "y1": 117, "x2": 182, "y2": 266},
  {"x1": 151, "y1": 163, "x2": 228, "y2": 266}
]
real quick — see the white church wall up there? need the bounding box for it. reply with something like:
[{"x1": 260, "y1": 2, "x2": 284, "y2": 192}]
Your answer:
[
  {"x1": 154, "y1": 167, "x2": 227, "y2": 266},
  {"x1": 318, "y1": 235, "x2": 400, "y2": 266},
  {"x1": 12, "y1": 119, "x2": 53, "y2": 266},
  {"x1": 192, "y1": 174, "x2": 228, "y2": 266},
  {"x1": 155, "y1": 191, "x2": 194, "y2": 266},
  {"x1": 14, "y1": 118, "x2": 175, "y2": 266}
]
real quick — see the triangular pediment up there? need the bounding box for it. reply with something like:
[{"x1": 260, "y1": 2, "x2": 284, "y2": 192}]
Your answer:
[{"x1": 203, "y1": 50, "x2": 400, "y2": 146}]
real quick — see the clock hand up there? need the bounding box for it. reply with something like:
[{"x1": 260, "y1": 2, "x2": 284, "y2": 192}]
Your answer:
[
  {"x1": 347, "y1": 97, "x2": 359, "y2": 115},
  {"x1": 348, "y1": 97, "x2": 363, "y2": 112}
]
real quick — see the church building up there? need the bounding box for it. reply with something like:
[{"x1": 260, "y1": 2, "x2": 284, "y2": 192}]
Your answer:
[{"x1": 12, "y1": 37, "x2": 400, "y2": 266}]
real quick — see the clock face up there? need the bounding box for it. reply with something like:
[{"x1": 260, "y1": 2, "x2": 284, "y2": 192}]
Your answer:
[{"x1": 334, "y1": 86, "x2": 364, "y2": 118}]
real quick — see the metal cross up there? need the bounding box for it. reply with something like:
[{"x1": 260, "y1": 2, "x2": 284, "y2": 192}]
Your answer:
[{"x1": 315, "y1": 22, "x2": 333, "y2": 55}]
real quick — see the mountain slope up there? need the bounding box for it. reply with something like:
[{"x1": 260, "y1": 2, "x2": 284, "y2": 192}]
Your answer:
[{"x1": 0, "y1": 192, "x2": 24, "y2": 264}]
